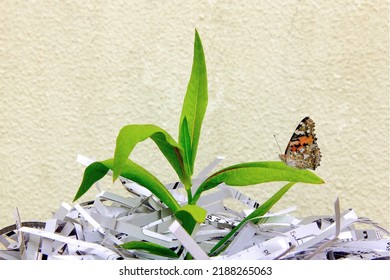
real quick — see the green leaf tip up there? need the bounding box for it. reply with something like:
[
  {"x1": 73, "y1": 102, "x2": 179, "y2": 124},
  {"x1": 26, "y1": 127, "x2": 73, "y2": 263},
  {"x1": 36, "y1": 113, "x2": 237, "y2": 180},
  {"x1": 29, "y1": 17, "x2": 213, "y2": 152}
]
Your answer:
[{"x1": 73, "y1": 161, "x2": 109, "y2": 202}]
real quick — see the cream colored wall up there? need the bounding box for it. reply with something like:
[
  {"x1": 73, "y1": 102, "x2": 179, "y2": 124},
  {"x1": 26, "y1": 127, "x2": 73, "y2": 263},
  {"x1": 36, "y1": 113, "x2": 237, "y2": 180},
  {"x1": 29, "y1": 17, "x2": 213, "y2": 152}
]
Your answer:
[{"x1": 0, "y1": 1, "x2": 389, "y2": 230}]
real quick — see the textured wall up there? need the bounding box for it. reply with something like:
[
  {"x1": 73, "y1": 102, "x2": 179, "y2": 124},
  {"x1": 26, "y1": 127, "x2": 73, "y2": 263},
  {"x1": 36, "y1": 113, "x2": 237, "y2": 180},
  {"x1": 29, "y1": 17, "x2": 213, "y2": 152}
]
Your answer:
[{"x1": 0, "y1": 1, "x2": 389, "y2": 230}]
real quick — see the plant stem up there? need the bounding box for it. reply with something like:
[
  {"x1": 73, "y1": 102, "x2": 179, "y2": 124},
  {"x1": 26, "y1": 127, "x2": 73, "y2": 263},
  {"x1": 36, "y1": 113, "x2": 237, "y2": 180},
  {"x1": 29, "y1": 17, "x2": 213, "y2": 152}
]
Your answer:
[
  {"x1": 185, "y1": 181, "x2": 193, "y2": 203},
  {"x1": 190, "y1": 191, "x2": 200, "y2": 205}
]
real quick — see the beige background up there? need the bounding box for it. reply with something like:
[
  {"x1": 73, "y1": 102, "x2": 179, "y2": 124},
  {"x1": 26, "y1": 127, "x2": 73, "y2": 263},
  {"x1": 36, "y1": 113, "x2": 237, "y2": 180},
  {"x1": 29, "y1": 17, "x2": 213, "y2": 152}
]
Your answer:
[{"x1": 0, "y1": 1, "x2": 389, "y2": 230}]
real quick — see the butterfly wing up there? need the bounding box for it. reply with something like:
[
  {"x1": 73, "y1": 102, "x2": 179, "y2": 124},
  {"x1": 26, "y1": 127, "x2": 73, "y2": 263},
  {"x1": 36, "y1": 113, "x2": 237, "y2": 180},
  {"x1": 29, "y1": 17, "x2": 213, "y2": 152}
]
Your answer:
[{"x1": 279, "y1": 116, "x2": 321, "y2": 170}]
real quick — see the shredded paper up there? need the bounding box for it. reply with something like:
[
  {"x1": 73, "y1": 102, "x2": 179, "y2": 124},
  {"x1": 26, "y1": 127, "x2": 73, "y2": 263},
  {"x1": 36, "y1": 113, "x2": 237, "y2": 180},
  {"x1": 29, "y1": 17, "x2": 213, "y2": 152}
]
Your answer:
[{"x1": 0, "y1": 155, "x2": 388, "y2": 260}]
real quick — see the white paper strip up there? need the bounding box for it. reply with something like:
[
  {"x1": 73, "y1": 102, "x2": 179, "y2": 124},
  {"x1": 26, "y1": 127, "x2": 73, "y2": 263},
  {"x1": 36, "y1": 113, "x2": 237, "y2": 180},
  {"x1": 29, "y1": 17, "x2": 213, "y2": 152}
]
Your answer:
[{"x1": 169, "y1": 220, "x2": 210, "y2": 260}]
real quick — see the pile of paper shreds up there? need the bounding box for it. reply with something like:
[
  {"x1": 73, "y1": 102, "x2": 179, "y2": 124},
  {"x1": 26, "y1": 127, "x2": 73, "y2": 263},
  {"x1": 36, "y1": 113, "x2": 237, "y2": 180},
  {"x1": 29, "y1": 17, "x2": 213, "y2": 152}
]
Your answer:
[{"x1": 1, "y1": 155, "x2": 389, "y2": 260}]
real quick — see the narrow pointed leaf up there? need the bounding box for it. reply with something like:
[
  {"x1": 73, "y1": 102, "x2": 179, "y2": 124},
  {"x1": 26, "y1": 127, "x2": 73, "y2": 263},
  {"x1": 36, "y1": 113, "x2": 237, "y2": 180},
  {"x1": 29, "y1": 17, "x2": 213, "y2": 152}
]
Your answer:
[
  {"x1": 120, "y1": 241, "x2": 179, "y2": 259},
  {"x1": 249, "y1": 183, "x2": 296, "y2": 225},
  {"x1": 179, "y1": 117, "x2": 193, "y2": 179},
  {"x1": 179, "y1": 29, "x2": 208, "y2": 173},
  {"x1": 192, "y1": 161, "x2": 324, "y2": 203},
  {"x1": 113, "y1": 124, "x2": 188, "y2": 185},
  {"x1": 209, "y1": 182, "x2": 296, "y2": 256},
  {"x1": 74, "y1": 159, "x2": 180, "y2": 212}
]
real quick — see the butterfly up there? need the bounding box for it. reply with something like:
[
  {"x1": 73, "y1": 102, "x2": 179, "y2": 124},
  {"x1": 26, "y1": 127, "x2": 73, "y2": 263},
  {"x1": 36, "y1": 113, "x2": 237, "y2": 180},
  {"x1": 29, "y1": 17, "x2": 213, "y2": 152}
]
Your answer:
[{"x1": 278, "y1": 116, "x2": 321, "y2": 170}]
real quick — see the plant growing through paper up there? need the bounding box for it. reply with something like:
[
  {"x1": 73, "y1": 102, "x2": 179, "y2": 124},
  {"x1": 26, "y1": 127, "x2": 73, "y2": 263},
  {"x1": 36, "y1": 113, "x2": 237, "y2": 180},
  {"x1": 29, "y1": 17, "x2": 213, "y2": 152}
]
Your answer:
[{"x1": 73, "y1": 30, "x2": 324, "y2": 257}]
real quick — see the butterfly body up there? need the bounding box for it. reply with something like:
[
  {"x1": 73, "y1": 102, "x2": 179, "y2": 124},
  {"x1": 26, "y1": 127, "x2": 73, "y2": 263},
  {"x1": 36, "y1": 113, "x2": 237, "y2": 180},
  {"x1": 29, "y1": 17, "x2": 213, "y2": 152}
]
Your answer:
[{"x1": 279, "y1": 116, "x2": 321, "y2": 170}]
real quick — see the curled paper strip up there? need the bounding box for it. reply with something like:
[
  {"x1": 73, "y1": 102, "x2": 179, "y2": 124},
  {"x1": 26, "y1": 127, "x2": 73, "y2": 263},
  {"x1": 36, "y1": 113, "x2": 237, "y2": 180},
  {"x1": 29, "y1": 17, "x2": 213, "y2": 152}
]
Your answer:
[{"x1": 0, "y1": 155, "x2": 388, "y2": 260}]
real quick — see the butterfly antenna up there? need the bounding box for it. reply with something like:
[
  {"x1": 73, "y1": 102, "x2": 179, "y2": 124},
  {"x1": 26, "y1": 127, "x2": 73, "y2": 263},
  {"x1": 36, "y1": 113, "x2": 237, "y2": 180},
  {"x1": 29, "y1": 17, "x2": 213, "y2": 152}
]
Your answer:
[{"x1": 274, "y1": 134, "x2": 282, "y2": 154}]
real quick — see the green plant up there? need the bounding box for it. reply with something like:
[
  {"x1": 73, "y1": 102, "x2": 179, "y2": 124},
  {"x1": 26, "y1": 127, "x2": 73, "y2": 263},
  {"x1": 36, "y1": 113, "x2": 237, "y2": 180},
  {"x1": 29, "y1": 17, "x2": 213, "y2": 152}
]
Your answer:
[{"x1": 73, "y1": 29, "x2": 324, "y2": 257}]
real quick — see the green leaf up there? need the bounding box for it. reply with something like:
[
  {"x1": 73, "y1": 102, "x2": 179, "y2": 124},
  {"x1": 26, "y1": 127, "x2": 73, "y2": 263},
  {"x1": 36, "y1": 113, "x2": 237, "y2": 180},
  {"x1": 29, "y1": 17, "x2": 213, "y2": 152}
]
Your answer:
[
  {"x1": 175, "y1": 204, "x2": 207, "y2": 234},
  {"x1": 192, "y1": 161, "x2": 324, "y2": 203},
  {"x1": 176, "y1": 204, "x2": 207, "y2": 223},
  {"x1": 179, "y1": 29, "x2": 208, "y2": 175},
  {"x1": 209, "y1": 182, "x2": 296, "y2": 256},
  {"x1": 73, "y1": 159, "x2": 180, "y2": 212},
  {"x1": 120, "y1": 241, "x2": 179, "y2": 259},
  {"x1": 113, "y1": 124, "x2": 188, "y2": 185},
  {"x1": 179, "y1": 117, "x2": 193, "y2": 183},
  {"x1": 73, "y1": 161, "x2": 110, "y2": 202}
]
